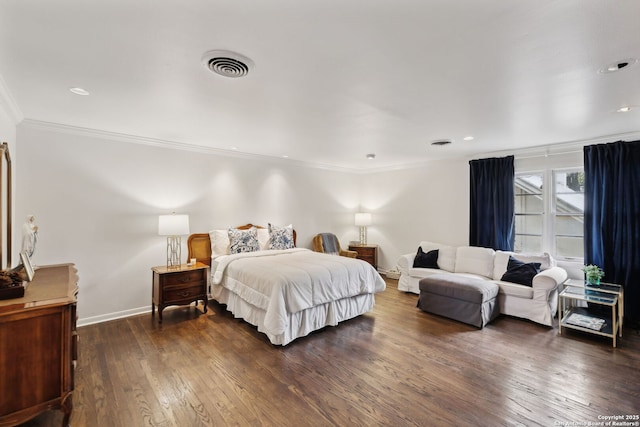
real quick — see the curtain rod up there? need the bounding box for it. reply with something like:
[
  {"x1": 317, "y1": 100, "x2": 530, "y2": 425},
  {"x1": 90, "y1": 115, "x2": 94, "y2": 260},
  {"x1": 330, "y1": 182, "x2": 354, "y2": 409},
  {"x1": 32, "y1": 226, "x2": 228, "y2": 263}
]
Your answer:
[{"x1": 515, "y1": 149, "x2": 583, "y2": 160}]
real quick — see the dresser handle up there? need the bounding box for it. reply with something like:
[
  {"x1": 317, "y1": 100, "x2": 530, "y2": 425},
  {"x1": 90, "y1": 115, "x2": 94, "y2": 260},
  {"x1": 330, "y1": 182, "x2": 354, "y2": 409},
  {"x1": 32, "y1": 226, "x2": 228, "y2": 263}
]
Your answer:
[{"x1": 178, "y1": 291, "x2": 191, "y2": 297}]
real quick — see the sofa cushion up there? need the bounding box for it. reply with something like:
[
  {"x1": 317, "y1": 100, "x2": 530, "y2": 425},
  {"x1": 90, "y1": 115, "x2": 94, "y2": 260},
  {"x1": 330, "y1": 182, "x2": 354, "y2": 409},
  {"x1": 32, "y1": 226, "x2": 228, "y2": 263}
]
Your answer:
[
  {"x1": 500, "y1": 256, "x2": 541, "y2": 286},
  {"x1": 419, "y1": 274, "x2": 499, "y2": 304},
  {"x1": 408, "y1": 267, "x2": 442, "y2": 278},
  {"x1": 413, "y1": 247, "x2": 439, "y2": 269},
  {"x1": 493, "y1": 251, "x2": 554, "y2": 280},
  {"x1": 454, "y1": 246, "x2": 495, "y2": 278},
  {"x1": 495, "y1": 280, "x2": 534, "y2": 298},
  {"x1": 419, "y1": 241, "x2": 456, "y2": 272}
]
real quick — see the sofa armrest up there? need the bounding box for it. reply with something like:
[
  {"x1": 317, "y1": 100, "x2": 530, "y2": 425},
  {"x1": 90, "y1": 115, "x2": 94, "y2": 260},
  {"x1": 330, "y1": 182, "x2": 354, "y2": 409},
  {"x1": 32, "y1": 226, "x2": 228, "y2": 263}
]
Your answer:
[
  {"x1": 532, "y1": 266, "x2": 568, "y2": 292},
  {"x1": 396, "y1": 254, "x2": 415, "y2": 274}
]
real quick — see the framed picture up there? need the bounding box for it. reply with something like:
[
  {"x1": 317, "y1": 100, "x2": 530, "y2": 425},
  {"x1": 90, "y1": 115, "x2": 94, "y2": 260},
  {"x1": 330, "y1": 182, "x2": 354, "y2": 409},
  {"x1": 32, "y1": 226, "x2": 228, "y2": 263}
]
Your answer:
[
  {"x1": 0, "y1": 143, "x2": 12, "y2": 270},
  {"x1": 20, "y1": 251, "x2": 34, "y2": 282}
]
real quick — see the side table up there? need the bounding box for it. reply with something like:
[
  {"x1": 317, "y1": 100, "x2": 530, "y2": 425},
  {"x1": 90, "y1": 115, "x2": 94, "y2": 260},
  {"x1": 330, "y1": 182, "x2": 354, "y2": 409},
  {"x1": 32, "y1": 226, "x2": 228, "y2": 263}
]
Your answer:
[
  {"x1": 152, "y1": 262, "x2": 209, "y2": 323},
  {"x1": 558, "y1": 279, "x2": 623, "y2": 347},
  {"x1": 348, "y1": 243, "x2": 378, "y2": 269}
]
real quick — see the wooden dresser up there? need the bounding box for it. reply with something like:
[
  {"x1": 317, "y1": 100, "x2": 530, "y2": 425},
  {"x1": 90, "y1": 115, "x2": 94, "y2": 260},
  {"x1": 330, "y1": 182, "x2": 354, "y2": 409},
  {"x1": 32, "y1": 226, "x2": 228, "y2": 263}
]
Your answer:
[
  {"x1": 0, "y1": 264, "x2": 78, "y2": 427},
  {"x1": 348, "y1": 244, "x2": 378, "y2": 269}
]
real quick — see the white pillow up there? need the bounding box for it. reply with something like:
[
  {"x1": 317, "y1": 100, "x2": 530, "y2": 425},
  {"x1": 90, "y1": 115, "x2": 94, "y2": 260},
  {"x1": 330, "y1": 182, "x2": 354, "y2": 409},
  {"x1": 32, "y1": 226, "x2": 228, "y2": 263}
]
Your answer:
[
  {"x1": 257, "y1": 228, "x2": 270, "y2": 250},
  {"x1": 418, "y1": 241, "x2": 456, "y2": 272},
  {"x1": 209, "y1": 229, "x2": 230, "y2": 258}
]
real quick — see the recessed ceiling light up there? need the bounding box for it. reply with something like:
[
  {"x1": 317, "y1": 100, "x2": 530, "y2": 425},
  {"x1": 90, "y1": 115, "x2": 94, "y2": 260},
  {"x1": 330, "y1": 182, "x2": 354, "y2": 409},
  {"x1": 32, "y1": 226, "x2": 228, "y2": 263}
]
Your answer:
[
  {"x1": 463, "y1": 136, "x2": 474, "y2": 141},
  {"x1": 366, "y1": 154, "x2": 376, "y2": 160},
  {"x1": 69, "y1": 87, "x2": 89, "y2": 96},
  {"x1": 617, "y1": 106, "x2": 632, "y2": 113},
  {"x1": 282, "y1": 155, "x2": 289, "y2": 158},
  {"x1": 599, "y1": 58, "x2": 638, "y2": 74},
  {"x1": 230, "y1": 146, "x2": 238, "y2": 150}
]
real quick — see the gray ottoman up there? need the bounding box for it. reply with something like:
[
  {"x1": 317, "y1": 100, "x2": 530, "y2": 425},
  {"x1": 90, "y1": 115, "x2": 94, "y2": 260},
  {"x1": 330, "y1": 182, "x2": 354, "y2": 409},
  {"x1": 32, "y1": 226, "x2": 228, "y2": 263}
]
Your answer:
[{"x1": 418, "y1": 274, "x2": 500, "y2": 328}]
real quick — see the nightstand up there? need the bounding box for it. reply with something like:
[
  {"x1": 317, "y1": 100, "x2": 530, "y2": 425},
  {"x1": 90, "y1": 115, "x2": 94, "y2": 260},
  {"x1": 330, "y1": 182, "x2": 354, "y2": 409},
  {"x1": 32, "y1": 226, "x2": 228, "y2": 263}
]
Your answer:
[
  {"x1": 151, "y1": 262, "x2": 209, "y2": 323},
  {"x1": 348, "y1": 243, "x2": 378, "y2": 269}
]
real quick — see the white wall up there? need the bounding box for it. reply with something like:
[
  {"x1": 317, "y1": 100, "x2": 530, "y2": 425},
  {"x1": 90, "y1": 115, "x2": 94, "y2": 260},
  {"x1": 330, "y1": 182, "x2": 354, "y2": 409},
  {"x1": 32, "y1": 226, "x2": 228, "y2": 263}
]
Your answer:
[
  {"x1": 359, "y1": 159, "x2": 470, "y2": 271},
  {"x1": 16, "y1": 123, "x2": 362, "y2": 324},
  {"x1": 0, "y1": 109, "x2": 15, "y2": 148}
]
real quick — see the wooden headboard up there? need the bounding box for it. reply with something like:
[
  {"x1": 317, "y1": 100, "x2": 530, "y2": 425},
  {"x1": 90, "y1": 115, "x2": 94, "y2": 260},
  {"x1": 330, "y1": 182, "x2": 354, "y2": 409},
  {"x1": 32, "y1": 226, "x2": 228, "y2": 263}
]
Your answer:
[{"x1": 187, "y1": 224, "x2": 297, "y2": 266}]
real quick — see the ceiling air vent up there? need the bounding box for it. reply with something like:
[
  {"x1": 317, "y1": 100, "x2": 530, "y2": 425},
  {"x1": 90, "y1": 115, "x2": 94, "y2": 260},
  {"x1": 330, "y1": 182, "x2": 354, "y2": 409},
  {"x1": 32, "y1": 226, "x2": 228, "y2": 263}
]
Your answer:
[
  {"x1": 431, "y1": 139, "x2": 452, "y2": 146},
  {"x1": 202, "y1": 50, "x2": 254, "y2": 78}
]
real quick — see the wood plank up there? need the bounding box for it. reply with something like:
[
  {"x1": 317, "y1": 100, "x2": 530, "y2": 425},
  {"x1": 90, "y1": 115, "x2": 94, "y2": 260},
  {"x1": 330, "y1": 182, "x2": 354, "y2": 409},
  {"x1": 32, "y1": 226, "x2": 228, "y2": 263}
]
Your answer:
[{"x1": 18, "y1": 279, "x2": 640, "y2": 426}]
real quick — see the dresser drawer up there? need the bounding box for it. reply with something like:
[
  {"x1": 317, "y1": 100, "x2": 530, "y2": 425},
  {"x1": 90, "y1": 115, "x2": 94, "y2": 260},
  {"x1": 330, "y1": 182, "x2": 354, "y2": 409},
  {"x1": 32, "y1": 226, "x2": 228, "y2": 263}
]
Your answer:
[
  {"x1": 164, "y1": 283, "x2": 205, "y2": 304},
  {"x1": 162, "y1": 269, "x2": 204, "y2": 286}
]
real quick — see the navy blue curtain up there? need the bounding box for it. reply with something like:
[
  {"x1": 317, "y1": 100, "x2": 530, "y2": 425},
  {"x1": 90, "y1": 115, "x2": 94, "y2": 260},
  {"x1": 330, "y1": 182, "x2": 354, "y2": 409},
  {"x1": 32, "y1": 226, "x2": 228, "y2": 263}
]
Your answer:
[
  {"x1": 469, "y1": 155, "x2": 515, "y2": 250},
  {"x1": 584, "y1": 140, "x2": 640, "y2": 323}
]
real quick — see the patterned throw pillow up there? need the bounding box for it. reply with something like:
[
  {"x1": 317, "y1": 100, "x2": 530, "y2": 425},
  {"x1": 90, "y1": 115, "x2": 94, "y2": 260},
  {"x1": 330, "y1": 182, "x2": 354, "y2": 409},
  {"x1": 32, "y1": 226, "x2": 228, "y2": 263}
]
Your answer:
[
  {"x1": 268, "y1": 223, "x2": 294, "y2": 250},
  {"x1": 228, "y1": 227, "x2": 260, "y2": 254}
]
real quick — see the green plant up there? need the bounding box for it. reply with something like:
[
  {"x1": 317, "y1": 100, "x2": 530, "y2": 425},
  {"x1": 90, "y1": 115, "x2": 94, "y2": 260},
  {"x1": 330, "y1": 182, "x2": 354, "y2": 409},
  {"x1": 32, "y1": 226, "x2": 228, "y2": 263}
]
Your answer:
[{"x1": 583, "y1": 264, "x2": 604, "y2": 279}]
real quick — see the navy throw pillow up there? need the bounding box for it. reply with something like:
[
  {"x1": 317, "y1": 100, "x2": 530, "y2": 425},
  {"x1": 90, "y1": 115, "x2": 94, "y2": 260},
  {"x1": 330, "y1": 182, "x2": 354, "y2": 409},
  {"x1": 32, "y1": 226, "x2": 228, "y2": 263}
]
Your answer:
[
  {"x1": 413, "y1": 247, "x2": 439, "y2": 269},
  {"x1": 500, "y1": 256, "x2": 541, "y2": 287}
]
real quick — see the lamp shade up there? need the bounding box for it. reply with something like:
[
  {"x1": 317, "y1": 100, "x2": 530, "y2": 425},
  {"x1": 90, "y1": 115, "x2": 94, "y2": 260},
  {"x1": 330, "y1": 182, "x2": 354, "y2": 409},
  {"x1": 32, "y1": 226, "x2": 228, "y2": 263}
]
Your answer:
[
  {"x1": 354, "y1": 212, "x2": 372, "y2": 226},
  {"x1": 158, "y1": 214, "x2": 190, "y2": 236}
]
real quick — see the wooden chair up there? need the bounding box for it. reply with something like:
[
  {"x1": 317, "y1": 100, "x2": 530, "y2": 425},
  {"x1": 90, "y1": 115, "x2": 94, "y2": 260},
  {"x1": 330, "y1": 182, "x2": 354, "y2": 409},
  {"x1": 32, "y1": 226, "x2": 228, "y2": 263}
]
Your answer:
[{"x1": 312, "y1": 233, "x2": 358, "y2": 258}]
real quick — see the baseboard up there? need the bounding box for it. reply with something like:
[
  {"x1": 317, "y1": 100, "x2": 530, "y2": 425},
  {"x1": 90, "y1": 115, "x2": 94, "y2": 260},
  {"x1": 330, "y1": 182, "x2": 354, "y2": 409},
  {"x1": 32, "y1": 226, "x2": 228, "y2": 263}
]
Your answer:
[{"x1": 77, "y1": 306, "x2": 150, "y2": 327}]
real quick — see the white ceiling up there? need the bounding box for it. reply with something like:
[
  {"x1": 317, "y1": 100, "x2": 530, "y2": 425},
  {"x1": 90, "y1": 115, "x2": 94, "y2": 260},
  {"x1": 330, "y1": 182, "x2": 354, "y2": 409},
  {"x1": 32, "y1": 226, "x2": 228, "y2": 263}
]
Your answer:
[{"x1": 1, "y1": 0, "x2": 639, "y2": 171}]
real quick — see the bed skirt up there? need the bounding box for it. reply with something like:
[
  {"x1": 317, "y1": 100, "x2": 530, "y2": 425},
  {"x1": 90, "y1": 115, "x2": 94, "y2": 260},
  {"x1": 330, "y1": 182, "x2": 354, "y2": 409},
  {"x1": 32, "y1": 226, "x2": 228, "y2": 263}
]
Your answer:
[{"x1": 210, "y1": 285, "x2": 376, "y2": 346}]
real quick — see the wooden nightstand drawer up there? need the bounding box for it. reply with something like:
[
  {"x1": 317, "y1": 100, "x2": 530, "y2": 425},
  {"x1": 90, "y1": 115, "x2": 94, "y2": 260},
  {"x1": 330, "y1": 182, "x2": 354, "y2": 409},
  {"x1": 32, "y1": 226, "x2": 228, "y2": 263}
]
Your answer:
[
  {"x1": 348, "y1": 244, "x2": 378, "y2": 269},
  {"x1": 359, "y1": 254, "x2": 375, "y2": 264},
  {"x1": 356, "y1": 247, "x2": 376, "y2": 257},
  {"x1": 164, "y1": 283, "x2": 205, "y2": 304},
  {"x1": 162, "y1": 269, "x2": 205, "y2": 286}
]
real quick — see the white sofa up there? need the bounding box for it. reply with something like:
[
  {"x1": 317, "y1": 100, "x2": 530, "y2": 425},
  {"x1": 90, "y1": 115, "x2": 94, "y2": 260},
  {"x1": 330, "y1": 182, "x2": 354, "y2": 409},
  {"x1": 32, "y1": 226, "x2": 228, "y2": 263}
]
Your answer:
[{"x1": 396, "y1": 241, "x2": 568, "y2": 326}]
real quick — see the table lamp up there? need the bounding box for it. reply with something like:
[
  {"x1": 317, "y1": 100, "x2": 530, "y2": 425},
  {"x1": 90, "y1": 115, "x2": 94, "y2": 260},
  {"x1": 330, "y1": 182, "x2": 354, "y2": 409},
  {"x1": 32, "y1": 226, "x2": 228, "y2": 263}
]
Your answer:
[
  {"x1": 355, "y1": 213, "x2": 372, "y2": 245},
  {"x1": 158, "y1": 213, "x2": 190, "y2": 268}
]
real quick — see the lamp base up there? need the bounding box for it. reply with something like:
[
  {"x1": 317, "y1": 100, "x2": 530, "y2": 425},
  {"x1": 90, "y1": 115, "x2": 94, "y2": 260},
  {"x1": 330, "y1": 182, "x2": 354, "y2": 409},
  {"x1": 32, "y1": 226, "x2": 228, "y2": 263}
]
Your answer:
[
  {"x1": 359, "y1": 226, "x2": 367, "y2": 245},
  {"x1": 166, "y1": 236, "x2": 182, "y2": 269}
]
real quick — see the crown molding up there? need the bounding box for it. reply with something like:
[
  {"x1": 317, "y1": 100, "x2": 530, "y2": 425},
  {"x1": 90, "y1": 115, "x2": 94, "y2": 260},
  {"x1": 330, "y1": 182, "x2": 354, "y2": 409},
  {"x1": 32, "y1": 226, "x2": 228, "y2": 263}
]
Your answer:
[
  {"x1": 0, "y1": 74, "x2": 24, "y2": 124},
  {"x1": 18, "y1": 119, "x2": 640, "y2": 175},
  {"x1": 19, "y1": 119, "x2": 360, "y2": 174},
  {"x1": 17, "y1": 119, "x2": 472, "y2": 174},
  {"x1": 476, "y1": 130, "x2": 640, "y2": 160}
]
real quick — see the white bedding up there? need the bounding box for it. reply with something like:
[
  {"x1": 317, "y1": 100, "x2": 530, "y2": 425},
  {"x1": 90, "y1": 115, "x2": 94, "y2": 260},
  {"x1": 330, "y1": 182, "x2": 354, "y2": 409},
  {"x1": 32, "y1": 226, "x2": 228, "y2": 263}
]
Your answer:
[{"x1": 210, "y1": 248, "x2": 386, "y2": 345}]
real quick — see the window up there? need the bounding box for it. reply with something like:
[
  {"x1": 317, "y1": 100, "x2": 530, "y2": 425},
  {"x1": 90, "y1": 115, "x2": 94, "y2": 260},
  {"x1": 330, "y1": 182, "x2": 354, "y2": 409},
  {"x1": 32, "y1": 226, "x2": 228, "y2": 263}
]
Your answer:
[
  {"x1": 514, "y1": 168, "x2": 584, "y2": 260},
  {"x1": 553, "y1": 169, "x2": 584, "y2": 259},
  {"x1": 514, "y1": 173, "x2": 543, "y2": 253}
]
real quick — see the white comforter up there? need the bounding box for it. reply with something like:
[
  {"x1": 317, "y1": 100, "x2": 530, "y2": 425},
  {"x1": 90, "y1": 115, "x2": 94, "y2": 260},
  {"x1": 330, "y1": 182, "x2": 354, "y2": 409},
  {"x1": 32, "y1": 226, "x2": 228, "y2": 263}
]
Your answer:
[{"x1": 211, "y1": 248, "x2": 386, "y2": 335}]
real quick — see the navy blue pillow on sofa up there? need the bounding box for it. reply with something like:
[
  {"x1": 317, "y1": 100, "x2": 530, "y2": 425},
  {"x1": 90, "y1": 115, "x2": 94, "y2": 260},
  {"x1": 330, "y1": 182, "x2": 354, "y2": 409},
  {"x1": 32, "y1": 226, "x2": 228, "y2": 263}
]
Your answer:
[
  {"x1": 500, "y1": 256, "x2": 541, "y2": 287},
  {"x1": 413, "y1": 247, "x2": 439, "y2": 269}
]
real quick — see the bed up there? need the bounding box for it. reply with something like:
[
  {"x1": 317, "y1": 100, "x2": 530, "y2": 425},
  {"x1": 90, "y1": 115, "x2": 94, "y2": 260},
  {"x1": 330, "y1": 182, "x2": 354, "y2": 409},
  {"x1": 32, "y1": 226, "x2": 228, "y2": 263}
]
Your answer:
[{"x1": 187, "y1": 224, "x2": 386, "y2": 345}]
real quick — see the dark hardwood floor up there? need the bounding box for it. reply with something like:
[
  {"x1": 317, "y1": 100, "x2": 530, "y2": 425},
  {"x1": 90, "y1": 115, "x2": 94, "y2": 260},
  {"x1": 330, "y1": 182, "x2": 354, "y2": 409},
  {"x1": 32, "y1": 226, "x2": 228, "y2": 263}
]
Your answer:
[{"x1": 20, "y1": 278, "x2": 640, "y2": 427}]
